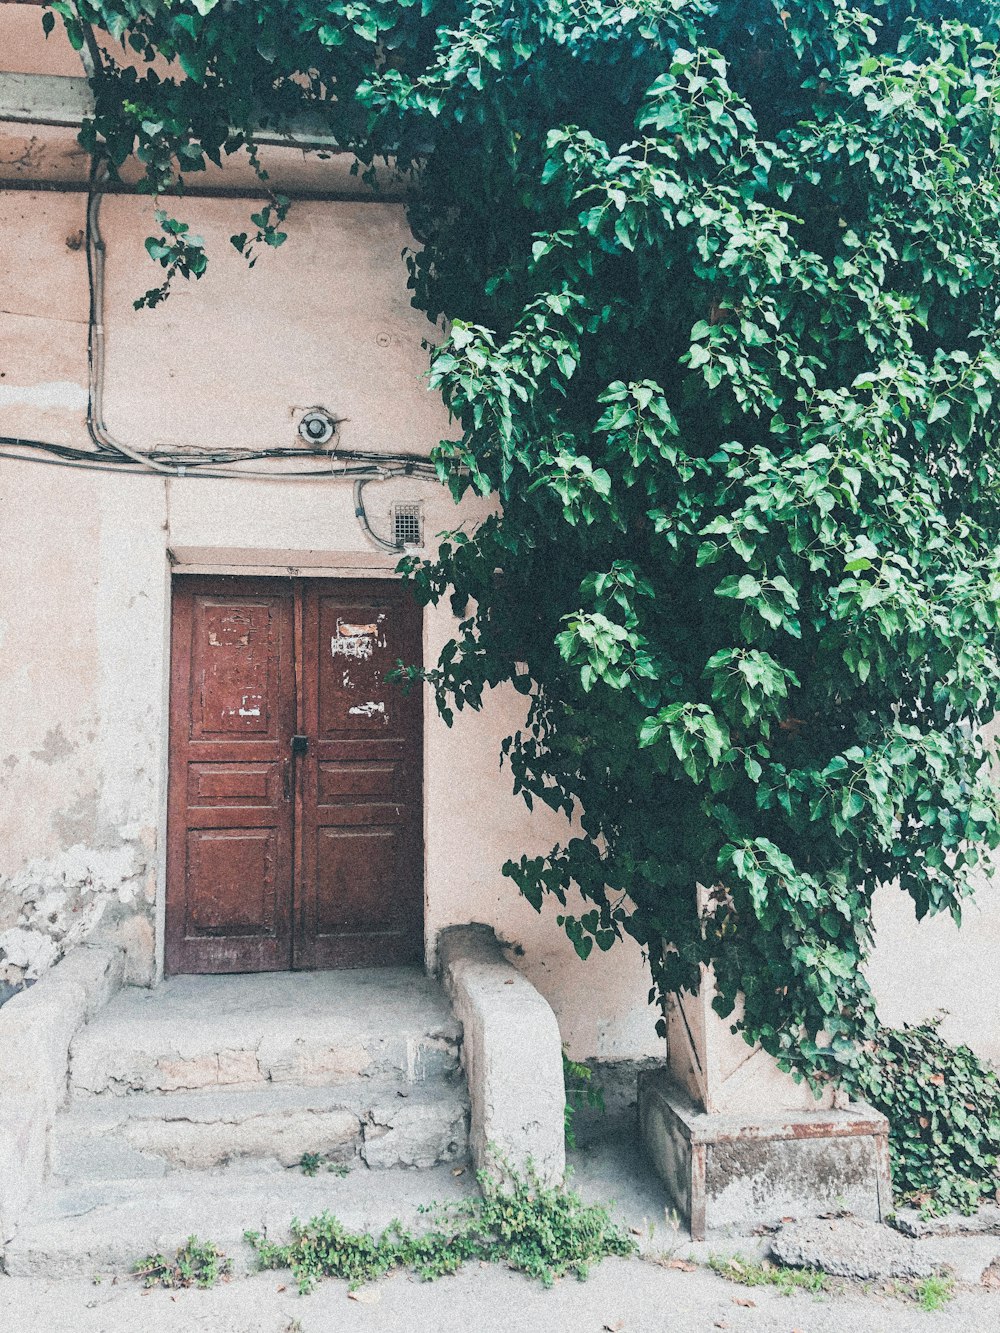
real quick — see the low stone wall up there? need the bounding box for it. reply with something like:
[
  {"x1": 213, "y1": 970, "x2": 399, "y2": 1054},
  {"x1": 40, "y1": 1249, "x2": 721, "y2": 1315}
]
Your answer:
[
  {"x1": 438, "y1": 923, "x2": 566, "y2": 1185},
  {"x1": 0, "y1": 943, "x2": 123, "y2": 1245}
]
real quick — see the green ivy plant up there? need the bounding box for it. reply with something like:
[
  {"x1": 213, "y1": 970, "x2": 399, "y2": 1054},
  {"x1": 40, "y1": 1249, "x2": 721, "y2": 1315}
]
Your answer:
[
  {"x1": 562, "y1": 1050, "x2": 605, "y2": 1149},
  {"x1": 856, "y1": 1020, "x2": 1000, "y2": 1216},
  {"x1": 48, "y1": 0, "x2": 1000, "y2": 1088}
]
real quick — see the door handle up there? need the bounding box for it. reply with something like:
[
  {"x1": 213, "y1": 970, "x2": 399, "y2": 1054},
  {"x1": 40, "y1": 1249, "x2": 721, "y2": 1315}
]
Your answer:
[{"x1": 284, "y1": 737, "x2": 309, "y2": 801}]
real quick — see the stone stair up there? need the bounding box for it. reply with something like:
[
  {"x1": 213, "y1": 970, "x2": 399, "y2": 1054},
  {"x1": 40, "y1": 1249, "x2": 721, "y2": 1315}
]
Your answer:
[
  {"x1": 4, "y1": 1166, "x2": 477, "y2": 1279},
  {"x1": 3, "y1": 967, "x2": 471, "y2": 1276}
]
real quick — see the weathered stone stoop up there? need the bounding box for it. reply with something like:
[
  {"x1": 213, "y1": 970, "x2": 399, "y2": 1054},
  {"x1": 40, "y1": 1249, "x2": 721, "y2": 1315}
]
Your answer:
[
  {"x1": 51, "y1": 1079, "x2": 469, "y2": 1176},
  {"x1": 2, "y1": 967, "x2": 472, "y2": 1277}
]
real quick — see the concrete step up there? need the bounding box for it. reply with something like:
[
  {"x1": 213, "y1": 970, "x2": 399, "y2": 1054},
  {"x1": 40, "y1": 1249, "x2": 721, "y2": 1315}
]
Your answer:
[
  {"x1": 3, "y1": 1163, "x2": 477, "y2": 1279},
  {"x1": 51, "y1": 1077, "x2": 470, "y2": 1178},
  {"x1": 69, "y1": 968, "x2": 463, "y2": 1096}
]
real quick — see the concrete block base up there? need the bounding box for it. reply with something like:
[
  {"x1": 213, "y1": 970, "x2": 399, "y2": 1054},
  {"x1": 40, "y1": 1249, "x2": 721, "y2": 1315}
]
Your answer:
[{"x1": 638, "y1": 1070, "x2": 892, "y2": 1240}]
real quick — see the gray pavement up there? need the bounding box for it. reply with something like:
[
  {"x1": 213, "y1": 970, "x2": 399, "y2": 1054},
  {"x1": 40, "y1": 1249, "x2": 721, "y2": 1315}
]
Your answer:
[{"x1": 3, "y1": 1255, "x2": 997, "y2": 1332}]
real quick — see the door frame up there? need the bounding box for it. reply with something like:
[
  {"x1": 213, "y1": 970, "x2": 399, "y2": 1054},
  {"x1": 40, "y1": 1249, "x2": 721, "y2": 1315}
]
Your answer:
[{"x1": 163, "y1": 570, "x2": 425, "y2": 976}]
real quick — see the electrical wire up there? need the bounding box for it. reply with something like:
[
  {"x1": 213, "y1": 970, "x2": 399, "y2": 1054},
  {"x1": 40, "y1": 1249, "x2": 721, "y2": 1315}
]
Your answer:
[
  {"x1": 0, "y1": 447, "x2": 161, "y2": 475},
  {"x1": 0, "y1": 443, "x2": 427, "y2": 484},
  {"x1": 85, "y1": 159, "x2": 165, "y2": 467},
  {"x1": 354, "y1": 476, "x2": 407, "y2": 552},
  {"x1": 78, "y1": 156, "x2": 441, "y2": 490},
  {"x1": 85, "y1": 165, "x2": 327, "y2": 477},
  {"x1": 2, "y1": 146, "x2": 449, "y2": 550},
  {"x1": 0, "y1": 434, "x2": 437, "y2": 471}
]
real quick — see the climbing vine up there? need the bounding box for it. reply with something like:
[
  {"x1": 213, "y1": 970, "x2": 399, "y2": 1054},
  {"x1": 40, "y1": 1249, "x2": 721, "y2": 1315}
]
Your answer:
[
  {"x1": 49, "y1": 0, "x2": 1000, "y2": 1085},
  {"x1": 857, "y1": 1020, "x2": 1000, "y2": 1215}
]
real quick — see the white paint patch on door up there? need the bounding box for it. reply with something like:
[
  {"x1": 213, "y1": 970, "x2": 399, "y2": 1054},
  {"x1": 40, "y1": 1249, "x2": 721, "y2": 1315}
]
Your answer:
[
  {"x1": 330, "y1": 614, "x2": 388, "y2": 661},
  {"x1": 331, "y1": 634, "x2": 373, "y2": 660}
]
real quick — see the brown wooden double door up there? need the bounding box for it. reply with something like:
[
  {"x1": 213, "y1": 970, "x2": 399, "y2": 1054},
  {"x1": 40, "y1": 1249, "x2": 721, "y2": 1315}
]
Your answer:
[{"x1": 166, "y1": 576, "x2": 423, "y2": 974}]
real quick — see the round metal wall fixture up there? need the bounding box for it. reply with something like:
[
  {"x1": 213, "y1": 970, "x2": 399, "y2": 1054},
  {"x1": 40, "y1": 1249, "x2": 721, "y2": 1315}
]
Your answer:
[{"x1": 298, "y1": 408, "x2": 338, "y2": 449}]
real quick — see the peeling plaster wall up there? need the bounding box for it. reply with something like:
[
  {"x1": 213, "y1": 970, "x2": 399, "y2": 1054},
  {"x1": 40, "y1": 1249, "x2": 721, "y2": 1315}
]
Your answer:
[
  {"x1": 0, "y1": 186, "x2": 661, "y2": 1058},
  {"x1": 0, "y1": 457, "x2": 164, "y2": 992}
]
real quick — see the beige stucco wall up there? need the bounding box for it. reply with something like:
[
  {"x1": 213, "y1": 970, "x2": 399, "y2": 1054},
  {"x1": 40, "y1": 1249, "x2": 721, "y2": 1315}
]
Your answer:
[
  {"x1": 0, "y1": 184, "x2": 660, "y2": 1059},
  {"x1": 867, "y1": 870, "x2": 1000, "y2": 1066}
]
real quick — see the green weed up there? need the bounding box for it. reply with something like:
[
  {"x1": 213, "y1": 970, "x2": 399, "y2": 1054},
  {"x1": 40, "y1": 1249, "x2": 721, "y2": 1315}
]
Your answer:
[
  {"x1": 562, "y1": 1051, "x2": 605, "y2": 1149},
  {"x1": 708, "y1": 1253, "x2": 830, "y2": 1297},
  {"x1": 246, "y1": 1162, "x2": 635, "y2": 1294},
  {"x1": 133, "y1": 1235, "x2": 230, "y2": 1289},
  {"x1": 914, "y1": 1274, "x2": 956, "y2": 1312},
  {"x1": 299, "y1": 1152, "x2": 350, "y2": 1177}
]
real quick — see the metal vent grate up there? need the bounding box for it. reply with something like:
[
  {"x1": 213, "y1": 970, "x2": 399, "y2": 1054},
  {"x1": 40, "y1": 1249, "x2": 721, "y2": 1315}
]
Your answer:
[{"x1": 393, "y1": 503, "x2": 423, "y2": 548}]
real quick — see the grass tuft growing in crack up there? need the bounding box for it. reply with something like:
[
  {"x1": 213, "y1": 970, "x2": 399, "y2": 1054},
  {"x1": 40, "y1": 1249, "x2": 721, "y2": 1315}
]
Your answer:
[
  {"x1": 708, "y1": 1254, "x2": 831, "y2": 1297},
  {"x1": 886, "y1": 1274, "x2": 957, "y2": 1311},
  {"x1": 712, "y1": 1254, "x2": 957, "y2": 1311},
  {"x1": 246, "y1": 1163, "x2": 636, "y2": 1294},
  {"x1": 914, "y1": 1274, "x2": 956, "y2": 1312}
]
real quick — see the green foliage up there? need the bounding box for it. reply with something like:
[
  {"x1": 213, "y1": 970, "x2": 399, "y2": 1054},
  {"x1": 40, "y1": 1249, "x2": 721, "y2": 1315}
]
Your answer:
[
  {"x1": 853, "y1": 1020, "x2": 1000, "y2": 1216},
  {"x1": 711, "y1": 1254, "x2": 955, "y2": 1309},
  {"x1": 299, "y1": 1151, "x2": 322, "y2": 1176},
  {"x1": 133, "y1": 1235, "x2": 230, "y2": 1289},
  {"x1": 56, "y1": 0, "x2": 1000, "y2": 1087},
  {"x1": 299, "y1": 1151, "x2": 350, "y2": 1176},
  {"x1": 711, "y1": 1253, "x2": 956, "y2": 1309},
  {"x1": 912, "y1": 1273, "x2": 956, "y2": 1311},
  {"x1": 562, "y1": 1050, "x2": 605, "y2": 1149},
  {"x1": 708, "y1": 1253, "x2": 830, "y2": 1297},
  {"x1": 136, "y1": 209, "x2": 207, "y2": 309},
  {"x1": 246, "y1": 1162, "x2": 635, "y2": 1294}
]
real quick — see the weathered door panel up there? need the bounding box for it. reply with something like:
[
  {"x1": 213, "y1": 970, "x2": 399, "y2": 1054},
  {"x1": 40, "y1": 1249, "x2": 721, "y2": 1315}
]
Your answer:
[
  {"x1": 166, "y1": 576, "x2": 423, "y2": 975},
  {"x1": 297, "y1": 582, "x2": 424, "y2": 968},
  {"x1": 166, "y1": 579, "x2": 296, "y2": 974}
]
